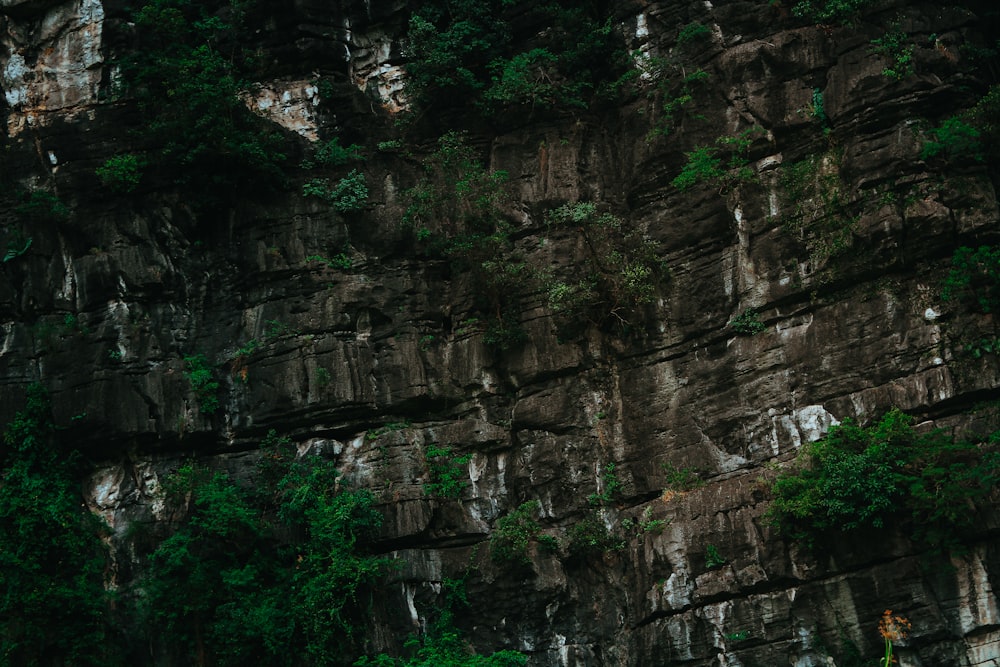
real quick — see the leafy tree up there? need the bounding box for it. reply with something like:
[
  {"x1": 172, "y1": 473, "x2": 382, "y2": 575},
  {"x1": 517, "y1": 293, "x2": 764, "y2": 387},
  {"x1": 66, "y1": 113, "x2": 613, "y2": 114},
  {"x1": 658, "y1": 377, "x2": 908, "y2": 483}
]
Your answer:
[
  {"x1": 145, "y1": 451, "x2": 387, "y2": 665},
  {"x1": 0, "y1": 385, "x2": 119, "y2": 666},
  {"x1": 769, "y1": 409, "x2": 1000, "y2": 549},
  {"x1": 118, "y1": 0, "x2": 287, "y2": 207}
]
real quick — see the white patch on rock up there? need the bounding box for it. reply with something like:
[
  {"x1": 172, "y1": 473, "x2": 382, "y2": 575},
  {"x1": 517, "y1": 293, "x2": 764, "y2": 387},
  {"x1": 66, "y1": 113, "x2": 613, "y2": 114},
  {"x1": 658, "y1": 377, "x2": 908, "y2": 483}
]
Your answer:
[
  {"x1": 243, "y1": 81, "x2": 320, "y2": 141},
  {"x1": 924, "y1": 307, "x2": 940, "y2": 321},
  {"x1": 349, "y1": 31, "x2": 409, "y2": 112},
  {"x1": 635, "y1": 13, "x2": 649, "y2": 39}
]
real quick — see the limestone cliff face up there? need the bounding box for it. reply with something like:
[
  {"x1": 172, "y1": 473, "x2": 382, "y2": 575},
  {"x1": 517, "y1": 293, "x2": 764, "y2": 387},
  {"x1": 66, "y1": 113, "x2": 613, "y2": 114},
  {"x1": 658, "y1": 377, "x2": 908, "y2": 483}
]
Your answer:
[{"x1": 1, "y1": 0, "x2": 999, "y2": 664}]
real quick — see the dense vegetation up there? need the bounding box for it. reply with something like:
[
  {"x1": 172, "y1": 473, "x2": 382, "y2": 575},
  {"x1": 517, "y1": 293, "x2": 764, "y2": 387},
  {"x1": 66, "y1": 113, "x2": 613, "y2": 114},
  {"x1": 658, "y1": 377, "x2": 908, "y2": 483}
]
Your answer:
[
  {"x1": 769, "y1": 409, "x2": 1000, "y2": 550},
  {"x1": 404, "y1": 0, "x2": 631, "y2": 114},
  {"x1": 115, "y1": 0, "x2": 287, "y2": 206},
  {"x1": 0, "y1": 386, "x2": 117, "y2": 666}
]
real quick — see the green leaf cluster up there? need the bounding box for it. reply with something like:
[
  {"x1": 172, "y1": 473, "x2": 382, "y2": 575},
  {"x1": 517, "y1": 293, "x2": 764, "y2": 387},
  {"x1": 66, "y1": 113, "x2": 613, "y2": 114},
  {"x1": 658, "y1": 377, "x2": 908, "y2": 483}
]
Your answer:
[
  {"x1": 490, "y1": 500, "x2": 547, "y2": 566},
  {"x1": 942, "y1": 245, "x2": 1000, "y2": 313},
  {"x1": 96, "y1": 154, "x2": 145, "y2": 194},
  {"x1": 870, "y1": 24, "x2": 914, "y2": 80},
  {"x1": 404, "y1": 132, "x2": 523, "y2": 347},
  {"x1": 119, "y1": 0, "x2": 287, "y2": 206},
  {"x1": 302, "y1": 170, "x2": 369, "y2": 212},
  {"x1": 729, "y1": 308, "x2": 767, "y2": 336},
  {"x1": 543, "y1": 203, "x2": 665, "y2": 336},
  {"x1": 672, "y1": 127, "x2": 761, "y2": 192},
  {"x1": 768, "y1": 408, "x2": 1000, "y2": 549},
  {"x1": 183, "y1": 353, "x2": 220, "y2": 414},
  {"x1": 355, "y1": 611, "x2": 527, "y2": 667},
  {"x1": 423, "y1": 445, "x2": 472, "y2": 500},
  {"x1": 791, "y1": 0, "x2": 866, "y2": 23},
  {"x1": 0, "y1": 385, "x2": 119, "y2": 666},
  {"x1": 404, "y1": 0, "x2": 630, "y2": 113},
  {"x1": 922, "y1": 118, "x2": 984, "y2": 162},
  {"x1": 145, "y1": 451, "x2": 387, "y2": 665}
]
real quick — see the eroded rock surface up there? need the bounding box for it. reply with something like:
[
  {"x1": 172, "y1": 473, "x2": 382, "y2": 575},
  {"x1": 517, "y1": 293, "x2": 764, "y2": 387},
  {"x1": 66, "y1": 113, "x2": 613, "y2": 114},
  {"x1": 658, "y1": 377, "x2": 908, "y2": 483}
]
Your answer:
[{"x1": 1, "y1": 0, "x2": 999, "y2": 664}]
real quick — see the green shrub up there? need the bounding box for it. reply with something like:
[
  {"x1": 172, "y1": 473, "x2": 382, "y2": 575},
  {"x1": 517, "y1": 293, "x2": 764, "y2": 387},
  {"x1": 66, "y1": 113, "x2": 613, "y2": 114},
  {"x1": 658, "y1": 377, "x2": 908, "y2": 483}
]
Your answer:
[
  {"x1": 941, "y1": 246, "x2": 1000, "y2": 313},
  {"x1": 490, "y1": 500, "x2": 544, "y2": 565},
  {"x1": 302, "y1": 170, "x2": 369, "y2": 212},
  {"x1": 567, "y1": 512, "x2": 625, "y2": 556},
  {"x1": 183, "y1": 353, "x2": 219, "y2": 415},
  {"x1": 730, "y1": 308, "x2": 767, "y2": 335},
  {"x1": 404, "y1": 0, "x2": 630, "y2": 113},
  {"x1": 355, "y1": 611, "x2": 527, "y2": 666},
  {"x1": 96, "y1": 154, "x2": 144, "y2": 193},
  {"x1": 424, "y1": 445, "x2": 472, "y2": 500},
  {"x1": 0, "y1": 385, "x2": 119, "y2": 666},
  {"x1": 677, "y1": 21, "x2": 711, "y2": 45},
  {"x1": 791, "y1": 0, "x2": 866, "y2": 23},
  {"x1": 119, "y1": 0, "x2": 287, "y2": 205},
  {"x1": 543, "y1": 203, "x2": 665, "y2": 335},
  {"x1": 870, "y1": 24, "x2": 914, "y2": 80},
  {"x1": 704, "y1": 544, "x2": 727, "y2": 569},
  {"x1": 15, "y1": 189, "x2": 70, "y2": 223},
  {"x1": 768, "y1": 408, "x2": 1000, "y2": 549},
  {"x1": 662, "y1": 462, "x2": 705, "y2": 493},
  {"x1": 314, "y1": 138, "x2": 364, "y2": 166},
  {"x1": 146, "y1": 453, "x2": 387, "y2": 664},
  {"x1": 588, "y1": 463, "x2": 623, "y2": 507},
  {"x1": 921, "y1": 118, "x2": 983, "y2": 162},
  {"x1": 2, "y1": 235, "x2": 31, "y2": 263}
]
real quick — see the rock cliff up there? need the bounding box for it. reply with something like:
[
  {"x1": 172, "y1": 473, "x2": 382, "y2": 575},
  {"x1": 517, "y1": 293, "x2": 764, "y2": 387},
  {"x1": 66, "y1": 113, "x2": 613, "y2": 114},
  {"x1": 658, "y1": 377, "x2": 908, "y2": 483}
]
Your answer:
[{"x1": 1, "y1": 0, "x2": 999, "y2": 665}]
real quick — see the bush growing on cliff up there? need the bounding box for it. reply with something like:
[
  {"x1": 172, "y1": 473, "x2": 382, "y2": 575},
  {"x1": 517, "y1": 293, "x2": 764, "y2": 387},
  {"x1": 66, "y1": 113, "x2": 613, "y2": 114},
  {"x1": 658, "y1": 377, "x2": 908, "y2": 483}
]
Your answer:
[
  {"x1": 542, "y1": 203, "x2": 665, "y2": 336},
  {"x1": 791, "y1": 0, "x2": 866, "y2": 23},
  {"x1": 768, "y1": 408, "x2": 1000, "y2": 549},
  {"x1": 0, "y1": 384, "x2": 119, "y2": 666},
  {"x1": 404, "y1": 0, "x2": 630, "y2": 114},
  {"x1": 96, "y1": 154, "x2": 145, "y2": 193},
  {"x1": 119, "y1": 0, "x2": 287, "y2": 205},
  {"x1": 941, "y1": 245, "x2": 1000, "y2": 314},
  {"x1": 145, "y1": 453, "x2": 386, "y2": 664}
]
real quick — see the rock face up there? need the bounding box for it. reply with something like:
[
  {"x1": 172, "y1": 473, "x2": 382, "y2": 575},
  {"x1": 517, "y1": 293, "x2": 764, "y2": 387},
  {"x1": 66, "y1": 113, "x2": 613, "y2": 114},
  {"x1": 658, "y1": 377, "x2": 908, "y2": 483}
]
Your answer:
[{"x1": 1, "y1": 0, "x2": 999, "y2": 665}]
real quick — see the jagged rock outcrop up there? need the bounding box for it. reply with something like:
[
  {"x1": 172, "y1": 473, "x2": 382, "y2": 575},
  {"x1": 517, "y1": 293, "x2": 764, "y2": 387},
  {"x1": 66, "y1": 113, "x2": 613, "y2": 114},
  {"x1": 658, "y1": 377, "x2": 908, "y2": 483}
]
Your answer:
[{"x1": 1, "y1": 0, "x2": 999, "y2": 665}]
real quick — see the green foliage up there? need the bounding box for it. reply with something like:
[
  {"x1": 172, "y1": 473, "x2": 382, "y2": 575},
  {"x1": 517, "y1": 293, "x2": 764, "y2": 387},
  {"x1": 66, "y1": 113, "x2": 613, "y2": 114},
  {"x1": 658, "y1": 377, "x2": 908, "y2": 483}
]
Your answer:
[
  {"x1": 677, "y1": 21, "x2": 711, "y2": 45},
  {"x1": 366, "y1": 421, "x2": 412, "y2": 441},
  {"x1": 146, "y1": 451, "x2": 386, "y2": 665},
  {"x1": 779, "y1": 152, "x2": 858, "y2": 266},
  {"x1": 588, "y1": 463, "x2": 623, "y2": 507},
  {"x1": 302, "y1": 170, "x2": 369, "y2": 212},
  {"x1": 643, "y1": 64, "x2": 710, "y2": 139},
  {"x1": 404, "y1": 0, "x2": 630, "y2": 113},
  {"x1": 870, "y1": 24, "x2": 914, "y2": 80},
  {"x1": 942, "y1": 246, "x2": 1000, "y2": 314},
  {"x1": 768, "y1": 408, "x2": 1000, "y2": 549},
  {"x1": 672, "y1": 128, "x2": 760, "y2": 191},
  {"x1": 15, "y1": 189, "x2": 70, "y2": 223},
  {"x1": 662, "y1": 462, "x2": 705, "y2": 493},
  {"x1": 119, "y1": 0, "x2": 287, "y2": 205},
  {"x1": 96, "y1": 154, "x2": 144, "y2": 193},
  {"x1": 543, "y1": 203, "x2": 665, "y2": 336},
  {"x1": 921, "y1": 118, "x2": 983, "y2": 162},
  {"x1": 404, "y1": 132, "x2": 523, "y2": 346},
  {"x1": 791, "y1": 0, "x2": 866, "y2": 23},
  {"x1": 2, "y1": 235, "x2": 31, "y2": 263},
  {"x1": 183, "y1": 353, "x2": 220, "y2": 415},
  {"x1": 730, "y1": 308, "x2": 767, "y2": 335},
  {"x1": 567, "y1": 512, "x2": 625, "y2": 556},
  {"x1": 424, "y1": 445, "x2": 472, "y2": 500},
  {"x1": 0, "y1": 384, "x2": 119, "y2": 666},
  {"x1": 313, "y1": 138, "x2": 364, "y2": 167},
  {"x1": 306, "y1": 253, "x2": 353, "y2": 270},
  {"x1": 811, "y1": 87, "x2": 829, "y2": 130},
  {"x1": 490, "y1": 500, "x2": 544, "y2": 566},
  {"x1": 704, "y1": 544, "x2": 727, "y2": 569},
  {"x1": 355, "y1": 611, "x2": 527, "y2": 667}
]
